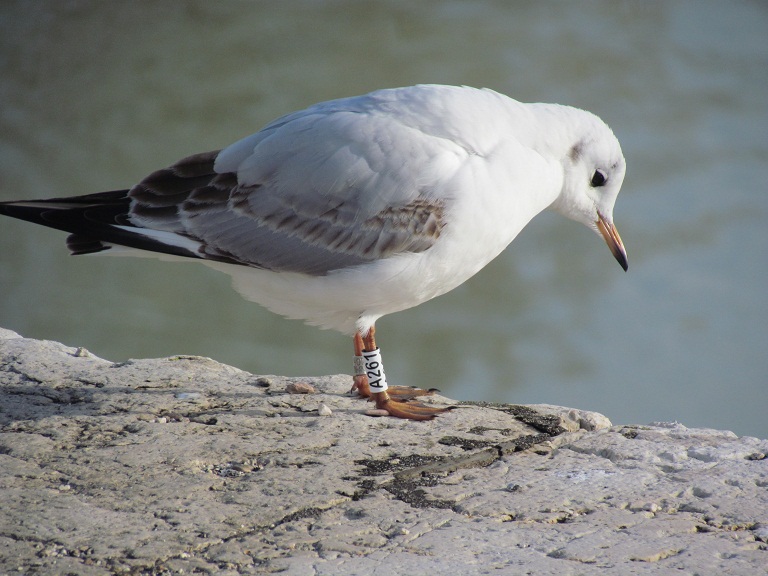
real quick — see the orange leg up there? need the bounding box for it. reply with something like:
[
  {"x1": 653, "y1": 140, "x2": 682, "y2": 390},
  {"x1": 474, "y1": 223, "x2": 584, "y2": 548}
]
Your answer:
[
  {"x1": 350, "y1": 325, "x2": 453, "y2": 420},
  {"x1": 350, "y1": 331, "x2": 371, "y2": 398}
]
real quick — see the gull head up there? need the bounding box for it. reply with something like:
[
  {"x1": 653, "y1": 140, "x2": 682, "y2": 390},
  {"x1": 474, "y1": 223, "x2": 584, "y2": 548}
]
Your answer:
[{"x1": 547, "y1": 108, "x2": 628, "y2": 271}]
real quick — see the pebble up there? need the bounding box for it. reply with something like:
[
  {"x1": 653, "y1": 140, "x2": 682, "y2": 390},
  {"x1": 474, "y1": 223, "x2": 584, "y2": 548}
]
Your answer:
[
  {"x1": 318, "y1": 404, "x2": 332, "y2": 417},
  {"x1": 286, "y1": 382, "x2": 316, "y2": 394}
]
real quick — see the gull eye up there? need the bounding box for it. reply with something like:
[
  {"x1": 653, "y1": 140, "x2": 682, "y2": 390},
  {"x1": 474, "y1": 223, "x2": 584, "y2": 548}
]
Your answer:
[{"x1": 591, "y1": 169, "x2": 607, "y2": 187}]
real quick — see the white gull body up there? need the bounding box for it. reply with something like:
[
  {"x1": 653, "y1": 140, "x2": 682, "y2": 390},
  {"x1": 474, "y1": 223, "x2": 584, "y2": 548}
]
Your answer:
[
  {"x1": 201, "y1": 85, "x2": 627, "y2": 334},
  {"x1": 0, "y1": 85, "x2": 627, "y2": 337}
]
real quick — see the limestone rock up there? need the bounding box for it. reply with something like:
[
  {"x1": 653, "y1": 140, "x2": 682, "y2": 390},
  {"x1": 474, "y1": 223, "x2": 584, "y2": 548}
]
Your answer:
[{"x1": 1, "y1": 328, "x2": 766, "y2": 574}]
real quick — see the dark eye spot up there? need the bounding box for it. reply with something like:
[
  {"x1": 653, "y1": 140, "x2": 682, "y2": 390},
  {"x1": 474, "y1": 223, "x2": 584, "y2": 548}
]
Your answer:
[{"x1": 591, "y1": 170, "x2": 607, "y2": 187}]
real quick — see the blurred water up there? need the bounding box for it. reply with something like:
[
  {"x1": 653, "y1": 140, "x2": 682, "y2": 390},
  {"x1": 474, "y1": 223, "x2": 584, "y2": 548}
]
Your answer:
[{"x1": 1, "y1": 1, "x2": 766, "y2": 437}]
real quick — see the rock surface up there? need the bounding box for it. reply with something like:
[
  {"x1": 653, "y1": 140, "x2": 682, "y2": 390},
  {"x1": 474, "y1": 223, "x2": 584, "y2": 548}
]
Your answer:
[{"x1": 0, "y1": 327, "x2": 766, "y2": 575}]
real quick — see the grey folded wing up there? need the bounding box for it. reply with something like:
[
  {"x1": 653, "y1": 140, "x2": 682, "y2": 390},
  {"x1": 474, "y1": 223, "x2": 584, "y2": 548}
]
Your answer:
[{"x1": 128, "y1": 105, "x2": 463, "y2": 276}]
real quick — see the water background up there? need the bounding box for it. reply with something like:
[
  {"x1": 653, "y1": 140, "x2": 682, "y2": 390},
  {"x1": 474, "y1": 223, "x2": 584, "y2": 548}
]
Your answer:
[{"x1": 1, "y1": 1, "x2": 766, "y2": 437}]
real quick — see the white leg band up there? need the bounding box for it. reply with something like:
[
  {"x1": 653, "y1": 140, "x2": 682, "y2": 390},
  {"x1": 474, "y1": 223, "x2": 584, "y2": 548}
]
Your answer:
[{"x1": 360, "y1": 348, "x2": 388, "y2": 393}]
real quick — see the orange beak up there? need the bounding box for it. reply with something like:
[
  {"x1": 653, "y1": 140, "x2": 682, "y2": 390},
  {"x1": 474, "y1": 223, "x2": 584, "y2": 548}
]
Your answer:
[{"x1": 597, "y1": 212, "x2": 628, "y2": 271}]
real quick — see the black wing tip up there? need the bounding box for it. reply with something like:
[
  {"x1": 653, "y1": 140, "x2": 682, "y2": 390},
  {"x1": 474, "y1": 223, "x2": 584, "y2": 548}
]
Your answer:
[
  {"x1": 0, "y1": 191, "x2": 130, "y2": 237},
  {"x1": 1, "y1": 191, "x2": 202, "y2": 262}
]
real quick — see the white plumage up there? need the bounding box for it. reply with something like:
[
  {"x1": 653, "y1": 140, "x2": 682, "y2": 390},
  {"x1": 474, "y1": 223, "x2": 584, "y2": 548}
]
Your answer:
[
  {"x1": 0, "y1": 84, "x2": 628, "y2": 419},
  {"x1": 197, "y1": 85, "x2": 627, "y2": 333}
]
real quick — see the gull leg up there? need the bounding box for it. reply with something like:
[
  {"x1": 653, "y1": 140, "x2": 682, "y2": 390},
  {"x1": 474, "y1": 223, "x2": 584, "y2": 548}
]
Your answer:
[
  {"x1": 350, "y1": 325, "x2": 453, "y2": 421},
  {"x1": 351, "y1": 328, "x2": 440, "y2": 400},
  {"x1": 350, "y1": 332, "x2": 371, "y2": 398}
]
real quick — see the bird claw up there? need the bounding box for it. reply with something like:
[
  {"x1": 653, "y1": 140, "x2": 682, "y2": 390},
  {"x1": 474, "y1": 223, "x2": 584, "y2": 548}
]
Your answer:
[
  {"x1": 351, "y1": 375, "x2": 438, "y2": 401},
  {"x1": 367, "y1": 392, "x2": 454, "y2": 421},
  {"x1": 351, "y1": 375, "x2": 452, "y2": 420},
  {"x1": 386, "y1": 385, "x2": 439, "y2": 401},
  {"x1": 350, "y1": 333, "x2": 450, "y2": 420}
]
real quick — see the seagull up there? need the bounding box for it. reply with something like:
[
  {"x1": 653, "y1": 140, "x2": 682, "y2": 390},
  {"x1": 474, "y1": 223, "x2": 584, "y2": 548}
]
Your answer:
[{"x1": 0, "y1": 84, "x2": 628, "y2": 420}]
